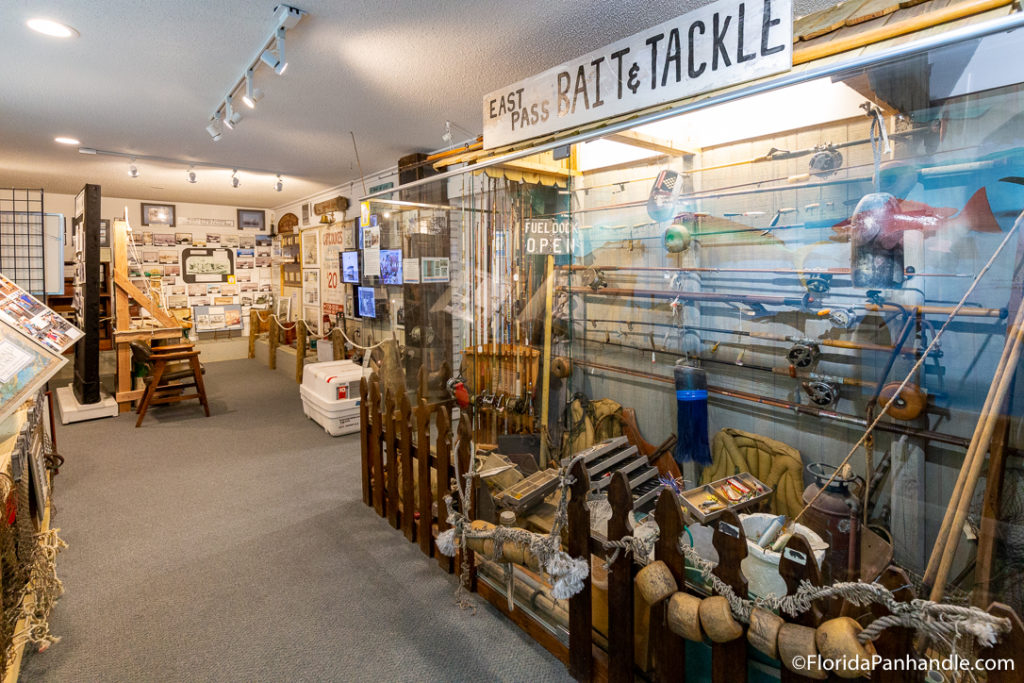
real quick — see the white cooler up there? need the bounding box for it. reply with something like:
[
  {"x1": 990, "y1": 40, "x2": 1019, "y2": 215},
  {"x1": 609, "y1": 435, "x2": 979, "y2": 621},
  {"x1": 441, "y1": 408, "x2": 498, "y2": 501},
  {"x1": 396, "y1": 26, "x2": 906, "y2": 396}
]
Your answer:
[{"x1": 300, "y1": 360, "x2": 363, "y2": 436}]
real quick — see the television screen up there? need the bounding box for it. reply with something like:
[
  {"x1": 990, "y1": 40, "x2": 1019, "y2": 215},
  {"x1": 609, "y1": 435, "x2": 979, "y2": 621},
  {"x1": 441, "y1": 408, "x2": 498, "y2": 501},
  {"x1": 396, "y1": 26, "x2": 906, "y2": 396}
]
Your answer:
[
  {"x1": 379, "y1": 249, "x2": 403, "y2": 285},
  {"x1": 357, "y1": 286, "x2": 376, "y2": 318},
  {"x1": 342, "y1": 251, "x2": 360, "y2": 284}
]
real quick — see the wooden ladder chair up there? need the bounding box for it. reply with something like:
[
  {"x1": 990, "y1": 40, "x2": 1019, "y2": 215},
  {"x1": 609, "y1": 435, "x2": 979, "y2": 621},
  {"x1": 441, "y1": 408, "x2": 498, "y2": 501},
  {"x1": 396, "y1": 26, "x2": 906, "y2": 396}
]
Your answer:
[{"x1": 131, "y1": 342, "x2": 211, "y2": 427}]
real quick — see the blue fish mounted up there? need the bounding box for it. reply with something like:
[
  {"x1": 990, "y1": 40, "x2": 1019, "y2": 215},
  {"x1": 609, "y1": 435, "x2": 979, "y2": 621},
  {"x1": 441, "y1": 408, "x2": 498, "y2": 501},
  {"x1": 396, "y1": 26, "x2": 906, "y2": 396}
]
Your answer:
[
  {"x1": 647, "y1": 170, "x2": 679, "y2": 223},
  {"x1": 674, "y1": 364, "x2": 712, "y2": 466}
]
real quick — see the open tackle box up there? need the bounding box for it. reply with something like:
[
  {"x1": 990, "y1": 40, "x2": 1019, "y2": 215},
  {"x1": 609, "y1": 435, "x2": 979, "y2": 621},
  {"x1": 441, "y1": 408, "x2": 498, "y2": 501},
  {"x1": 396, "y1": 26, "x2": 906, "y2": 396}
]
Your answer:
[{"x1": 680, "y1": 473, "x2": 773, "y2": 524}]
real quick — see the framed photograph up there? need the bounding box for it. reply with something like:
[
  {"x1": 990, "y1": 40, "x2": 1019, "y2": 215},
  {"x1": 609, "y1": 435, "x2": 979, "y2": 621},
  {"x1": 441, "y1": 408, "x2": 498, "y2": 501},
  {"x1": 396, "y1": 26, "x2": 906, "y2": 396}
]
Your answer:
[
  {"x1": 275, "y1": 296, "x2": 291, "y2": 322},
  {"x1": 301, "y1": 229, "x2": 319, "y2": 267},
  {"x1": 141, "y1": 202, "x2": 176, "y2": 227},
  {"x1": 237, "y1": 209, "x2": 266, "y2": 231}
]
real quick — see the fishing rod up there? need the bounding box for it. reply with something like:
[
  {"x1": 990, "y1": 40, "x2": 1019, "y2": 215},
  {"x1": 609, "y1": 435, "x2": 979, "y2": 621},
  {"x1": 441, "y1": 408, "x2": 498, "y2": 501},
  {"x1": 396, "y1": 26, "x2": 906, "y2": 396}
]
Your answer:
[
  {"x1": 571, "y1": 358, "x2": 976, "y2": 450},
  {"x1": 565, "y1": 286, "x2": 1007, "y2": 320},
  {"x1": 558, "y1": 264, "x2": 972, "y2": 279}
]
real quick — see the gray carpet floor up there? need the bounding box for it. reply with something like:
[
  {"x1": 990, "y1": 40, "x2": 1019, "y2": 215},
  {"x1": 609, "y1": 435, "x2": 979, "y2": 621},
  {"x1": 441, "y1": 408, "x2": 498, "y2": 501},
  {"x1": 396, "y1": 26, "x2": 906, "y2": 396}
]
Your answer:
[{"x1": 21, "y1": 359, "x2": 571, "y2": 682}]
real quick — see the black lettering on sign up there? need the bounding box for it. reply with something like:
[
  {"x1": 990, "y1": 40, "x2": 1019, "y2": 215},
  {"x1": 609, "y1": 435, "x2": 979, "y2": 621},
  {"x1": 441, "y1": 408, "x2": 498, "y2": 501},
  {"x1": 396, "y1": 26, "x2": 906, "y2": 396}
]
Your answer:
[
  {"x1": 572, "y1": 64, "x2": 590, "y2": 113},
  {"x1": 540, "y1": 101, "x2": 550, "y2": 122},
  {"x1": 761, "y1": 0, "x2": 786, "y2": 56},
  {"x1": 737, "y1": 3, "x2": 756, "y2": 63},
  {"x1": 611, "y1": 47, "x2": 630, "y2": 99},
  {"x1": 712, "y1": 12, "x2": 732, "y2": 70},
  {"x1": 662, "y1": 27, "x2": 681, "y2": 86},
  {"x1": 489, "y1": 99, "x2": 497, "y2": 119},
  {"x1": 591, "y1": 57, "x2": 605, "y2": 107},
  {"x1": 645, "y1": 32, "x2": 665, "y2": 90},
  {"x1": 557, "y1": 71, "x2": 571, "y2": 116},
  {"x1": 688, "y1": 21, "x2": 707, "y2": 78}
]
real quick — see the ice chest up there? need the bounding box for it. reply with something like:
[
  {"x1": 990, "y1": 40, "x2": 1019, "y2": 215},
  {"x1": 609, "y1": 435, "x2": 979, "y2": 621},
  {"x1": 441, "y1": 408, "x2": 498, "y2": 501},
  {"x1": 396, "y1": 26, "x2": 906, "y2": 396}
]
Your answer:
[{"x1": 301, "y1": 360, "x2": 362, "y2": 402}]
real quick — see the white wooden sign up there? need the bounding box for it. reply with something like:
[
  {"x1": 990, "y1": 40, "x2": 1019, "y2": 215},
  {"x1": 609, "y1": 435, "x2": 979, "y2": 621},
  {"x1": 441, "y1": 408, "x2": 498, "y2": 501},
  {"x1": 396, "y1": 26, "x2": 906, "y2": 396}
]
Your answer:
[{"x1": 482, "y1": 0, "x2": 792, "y2": 149}]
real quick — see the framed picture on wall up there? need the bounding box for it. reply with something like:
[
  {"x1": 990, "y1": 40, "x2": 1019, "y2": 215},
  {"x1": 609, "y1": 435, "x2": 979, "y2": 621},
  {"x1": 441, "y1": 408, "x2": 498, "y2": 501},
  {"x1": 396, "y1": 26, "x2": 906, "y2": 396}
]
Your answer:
[
  {"x1": 98, "y1": 219, "x2": 110, "y2": 247},
  {"x1": 141, "y1": 203, "x2": 176, "y2": 227},
  {"x1": 237, "y1": 209, "x2": 266, "y2": 231}
]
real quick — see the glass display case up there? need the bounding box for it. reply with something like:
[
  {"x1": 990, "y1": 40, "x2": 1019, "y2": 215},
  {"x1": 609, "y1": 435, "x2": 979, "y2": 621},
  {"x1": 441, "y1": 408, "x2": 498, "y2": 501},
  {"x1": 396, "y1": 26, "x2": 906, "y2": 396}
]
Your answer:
[{"x1": 360, "y1": 15, "x2": 1024, "y2": 656}]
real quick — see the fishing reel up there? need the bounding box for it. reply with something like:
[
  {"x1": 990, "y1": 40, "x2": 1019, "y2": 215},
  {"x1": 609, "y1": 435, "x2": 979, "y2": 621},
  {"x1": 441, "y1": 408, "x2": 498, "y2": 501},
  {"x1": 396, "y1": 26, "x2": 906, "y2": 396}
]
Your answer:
[
  {"x1": 808, "y1": 144, "x2": 843, "y2": 177},
  {"x1": 787, "y1": 341, "x2": 820, "y2": 368},
  {"x1": 802, "y1": 380, "x2": 840, "y2": 407},
  {"x1": 803, "y1": 273, "x2": 833, "y2": 294},
  {"x1": 408, "y1": 325, "x2": 436, "y2": 347},
  {"x1": 825, "y1": 307, "x2": 859, "y2": 330},
  {"x1": 446, "y1": 376, "x2": 470, "y2": 409},
  {"x1": 580, "y1": 267, "x2": 607, "y2": 291}
]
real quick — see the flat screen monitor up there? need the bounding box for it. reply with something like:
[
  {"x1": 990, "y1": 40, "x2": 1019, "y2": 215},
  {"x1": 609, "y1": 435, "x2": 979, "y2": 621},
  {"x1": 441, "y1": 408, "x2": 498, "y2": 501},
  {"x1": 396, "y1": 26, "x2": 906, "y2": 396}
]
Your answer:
[
  {"x1": 357, "y1": 286, "x2": 376, "y2": 318},
  {"x1": 342, "y1": 251, "x2": 360, "y2": 284},
  {"x1": 379, "y1": 249, "x2": 403, "y2": 285}
]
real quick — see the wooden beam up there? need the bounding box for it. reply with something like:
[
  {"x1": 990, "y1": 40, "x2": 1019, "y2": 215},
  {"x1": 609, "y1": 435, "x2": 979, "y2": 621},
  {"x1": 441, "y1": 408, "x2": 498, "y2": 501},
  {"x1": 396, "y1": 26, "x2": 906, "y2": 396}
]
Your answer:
[
  {"x1": 495, "y1": 158, "x2": 578, "y2": 178},
  {"x1": 605, "y1": 130, "x2": 695, "y2": 157},
  {"x1": 112, "y1": 328, "x2": 182, "y2": 343},
  {"x1": 115, "y1": 389, "x2": 146, "y2": 403},
  {"x1": 112, "y1": 270, "x2": 180, "y2": 329}
]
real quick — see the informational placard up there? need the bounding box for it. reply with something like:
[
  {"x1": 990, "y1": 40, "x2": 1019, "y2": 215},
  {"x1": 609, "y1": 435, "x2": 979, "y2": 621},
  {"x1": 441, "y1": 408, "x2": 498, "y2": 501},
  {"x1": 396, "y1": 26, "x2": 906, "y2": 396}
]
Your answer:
[
  {"x1": 403, "y1": 258, "x2": 420, "y2": 283},
  {"x1": 193, "y1": 304, "x2": 243, "y2": 332},
  {"x1": 523, "y1": 219, "x2": 574, "y2": 255},
  {"x1": 482, "y1": 0, "x2": 792, "y2": 148},
  {"x1": 181, "y1": 248, "x2": 234, "y2": 284},
  {"x1": 0, "y1": 318, "x2": 66, "y2": 423},
  {"x1": 421, "y1": 257, "x2": 450, "y2": 283},
  {"x1": 362, "y1": 226, "x2": 381, "y2": 277},
  {"x1": 0, "y1": 273, "x2": 84, "y2": 354}
]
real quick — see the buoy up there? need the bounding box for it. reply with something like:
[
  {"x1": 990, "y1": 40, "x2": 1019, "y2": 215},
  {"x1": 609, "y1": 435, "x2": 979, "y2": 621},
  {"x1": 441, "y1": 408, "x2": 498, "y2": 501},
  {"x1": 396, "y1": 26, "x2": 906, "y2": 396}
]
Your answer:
[
  {"x1": 815, "y1": 617, "x2": 876, "y2": 678},
  {"x1": 666, "y1": 592, "x2": 704, "y2": 642},
  {"x1": 699, "y1": 596, "x2": 744, "y2": 643},
  {"x1": 778, "y1": 623, "x2": 826, "y2": 680},
  {"x1": 747, "y1": 607, "x2": 785, "y2": 659},
  {"x1": 879, "y1": 382, "x2": 926, "y2": 420},
  {"x1": 635, "y1": 560, "x2": 678, "y2": 604}
]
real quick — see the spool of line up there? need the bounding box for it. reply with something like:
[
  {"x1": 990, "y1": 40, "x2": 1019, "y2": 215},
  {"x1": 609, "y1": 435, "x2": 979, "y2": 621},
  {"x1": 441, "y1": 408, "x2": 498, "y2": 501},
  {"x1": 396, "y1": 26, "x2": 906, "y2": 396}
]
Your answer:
[{"x1": 674, "y1": 364, "x2": 712, "y2": 466}]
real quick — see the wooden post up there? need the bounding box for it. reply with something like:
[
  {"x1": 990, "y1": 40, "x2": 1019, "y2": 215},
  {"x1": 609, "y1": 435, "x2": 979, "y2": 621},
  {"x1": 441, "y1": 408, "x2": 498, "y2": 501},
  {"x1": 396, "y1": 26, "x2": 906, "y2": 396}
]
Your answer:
[
  {"x1": 359, "y1": 377, "x2": 371, "y2": 507},
  {"x1": 710, "y1": 510, "x2": 748, "y2": 683},
  {"x1": 567, "y1": 457, "x2": 593, "y2": 682},
  {"x1": 268, "y1": 316, "x2": 278, "y2": 370},
  {"x1": 870, "y1": 567, "x2": 915, "y2": 683},
  {"x1": 435, "y1": 406, "x2": 454, "y2": 573},
  {"x1": 980, "y1": 602, "x2": 1024, "y2": 683},
  {"x1": 607, "y1": 472, "x2": 635, "y2": 682},
  {"x1": 384, "y1": 389, "x2": 399, "y2": 530},
  {"x1": 248, "y1": 309, "x2": 258, "y2": 359},
  {"x1": 652, "y1": 489, "x2": 687, "y2": 683},
  {"x1": 779, "y1": 534, "x2": 824, "y2": 683},
  {"x1": 112, "y1": 219, "x2": 133, "y2": 413},
  {"x1": 333, "y1": 327, "x2": 344, "y2": 360},
  {"x1": 296, "y1": 319, "x2": 307, "y2": 384},
  {"x1": 416, "y1": 399, "x2": 433, "y2": 556},
  {"x1": 369, "y1": 376, "x2": 385, "y2": 517},
  {"x1": 400, "y1": 392, "x2": 415, "y2": 543}
]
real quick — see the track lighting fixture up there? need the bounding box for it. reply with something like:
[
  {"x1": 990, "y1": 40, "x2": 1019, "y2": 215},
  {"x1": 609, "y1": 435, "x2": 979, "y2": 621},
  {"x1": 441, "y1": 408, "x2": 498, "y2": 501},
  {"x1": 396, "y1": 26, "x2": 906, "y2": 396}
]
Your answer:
[
  {"x1": 260, "y1": 27, "x2": 288, "y2": 75},
  {"x1": 206, "y1": 111, "x2": 223, "y2": 141},
  {"x1": 223, "y1": 97, "x2": 243, "y2": 130},
  {"x1": 187, "y1": 166, "x2": 198, "y2": 184},
  {"x1": 203, "y1": 6, "x2": 304, "y2": 136},
  {"x1": 241, "y1": 68, "x2": 263, "y2": 108},
  {"x1": 275, "y1": 174, "x2": 283, "y2": 192},
  {"x1": 232, "y1": 170, "x2": 240, "y2": 188},
  {"x1": 128, "y1": 157, "x2": 139, "y2": 178}
]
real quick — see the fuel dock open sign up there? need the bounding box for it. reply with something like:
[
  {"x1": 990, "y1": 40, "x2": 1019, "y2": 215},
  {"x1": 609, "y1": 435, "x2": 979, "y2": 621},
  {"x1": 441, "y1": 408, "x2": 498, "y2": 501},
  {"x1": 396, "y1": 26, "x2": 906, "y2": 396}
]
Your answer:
[
  {"x1": 482, "y1": 0, "x2": 792, "y2": 149},
  {"x1": 524, "y1": 220, "x2": 573, "y2": 255}
]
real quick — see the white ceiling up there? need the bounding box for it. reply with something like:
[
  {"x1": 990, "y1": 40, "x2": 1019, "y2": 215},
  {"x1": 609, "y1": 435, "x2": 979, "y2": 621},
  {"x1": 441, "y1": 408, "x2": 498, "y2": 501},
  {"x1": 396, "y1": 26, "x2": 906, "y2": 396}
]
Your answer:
[{"x1": 0, "y1": 0, "x2": 835, "y2": 210}]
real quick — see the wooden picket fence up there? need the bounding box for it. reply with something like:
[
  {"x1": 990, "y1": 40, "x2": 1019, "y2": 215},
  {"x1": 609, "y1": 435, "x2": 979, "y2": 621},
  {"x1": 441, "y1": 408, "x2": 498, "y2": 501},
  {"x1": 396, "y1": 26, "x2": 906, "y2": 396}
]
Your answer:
[{"x1": 359, "y1": 374, "x2": 1024, "y2": 682}]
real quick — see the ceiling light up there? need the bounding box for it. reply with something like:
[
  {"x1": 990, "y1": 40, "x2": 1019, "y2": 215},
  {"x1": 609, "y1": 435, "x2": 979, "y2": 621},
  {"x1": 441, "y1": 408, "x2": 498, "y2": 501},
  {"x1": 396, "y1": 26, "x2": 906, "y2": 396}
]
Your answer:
[
  {"x1": 223, "y1": 98, "x2": 243, "y2": 130},
  {"x1": 128, "y1": 157, "x2": 139, "y2": 178},
  {"x1": 187, "y1": 166, "x2": 197, "y2": 184},
  {"x1": 26, "y1": 18, "x2": 79, "y2": 38},
  {"x1": 231, "y1": 170, "x2": 240, "y2": 188},
  {"x1": 275, "y1": 174, "x2": 283, "y2": 192},
  {"x1": 54, "y1": 136, "x2": 80, "y2": 145},
  {"x1": 206, "y1": 112, "x2": 223, "y2": 141},
  {"x1": 260, "y1": 27, "x2": 288, "y2": 75},
  {"x1": 242, "y1": 68, "x2": 264, "y2": 108}
]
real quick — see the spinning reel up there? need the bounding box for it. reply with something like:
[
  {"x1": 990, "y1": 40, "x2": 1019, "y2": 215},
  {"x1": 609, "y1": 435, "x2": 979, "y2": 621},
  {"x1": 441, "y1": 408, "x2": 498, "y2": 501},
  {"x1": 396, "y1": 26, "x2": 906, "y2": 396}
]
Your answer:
[
  {"x1": 803, "y1": 273, "x2": 833, "y2": 294},
  {"x1": 808, "y1": 145, "x2": 844, "y2": 177},
  {"x1": 580, "y1": 267, "x2": 607, "y2": 291}
]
